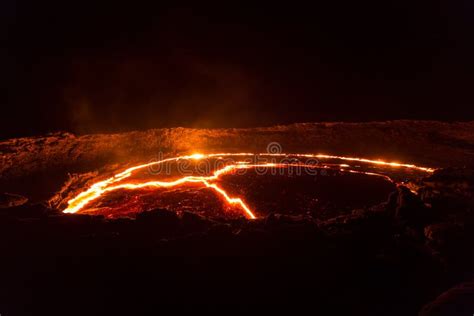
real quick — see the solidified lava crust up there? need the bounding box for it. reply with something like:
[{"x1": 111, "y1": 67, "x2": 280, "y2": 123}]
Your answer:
[{"x1": 52, "y1": 152, "x2": 432, "y2": 219}]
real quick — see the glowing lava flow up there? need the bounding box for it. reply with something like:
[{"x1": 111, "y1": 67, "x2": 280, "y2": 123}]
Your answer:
[{"x1": 63, "y1": 153, "x2": 435, "y2": 219}]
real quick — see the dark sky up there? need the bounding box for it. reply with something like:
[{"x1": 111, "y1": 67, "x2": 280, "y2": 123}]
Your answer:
[{"x1": 2, "y1": 1, "x2": 474, "y2": 138}]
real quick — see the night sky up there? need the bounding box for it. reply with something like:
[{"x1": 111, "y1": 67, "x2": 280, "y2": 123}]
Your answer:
[{"x1": 2, "y1": 1, "x2": 473, "y2": 139}]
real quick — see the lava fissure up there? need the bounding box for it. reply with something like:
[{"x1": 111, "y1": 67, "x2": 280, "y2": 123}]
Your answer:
[{"x1": 63, "y1": 153, "x2": 435, "y2": 219}]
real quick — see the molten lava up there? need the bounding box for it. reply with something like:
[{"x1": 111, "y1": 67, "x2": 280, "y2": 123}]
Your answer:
[{"x1": 63, "y1": 153, "x2": 435, "y2": 219}]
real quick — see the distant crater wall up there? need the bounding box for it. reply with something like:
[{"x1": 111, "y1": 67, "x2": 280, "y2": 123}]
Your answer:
[{"x1": 1, "y1": 121, "x2": 474, "y2": 200}]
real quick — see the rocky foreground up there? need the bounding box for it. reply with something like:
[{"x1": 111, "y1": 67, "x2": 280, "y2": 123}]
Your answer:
[{"x1": 1, "y1": 121, "x2": 474, "y2": 315}]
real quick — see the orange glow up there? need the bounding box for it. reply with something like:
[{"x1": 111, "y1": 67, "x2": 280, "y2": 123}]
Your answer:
[
  {"x1": 63, "y1": 153, "x2": 435, "y2": 219},
  {"x1": 189, "y1": 153, "x2": 205, "y2": 160}
]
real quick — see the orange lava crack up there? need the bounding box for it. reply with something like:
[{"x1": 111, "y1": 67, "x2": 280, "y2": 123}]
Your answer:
[{"x1": 63, "y1": 153, "x2": 435, "y2": 219}]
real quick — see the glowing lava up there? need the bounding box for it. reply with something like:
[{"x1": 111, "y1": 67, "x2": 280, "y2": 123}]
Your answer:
[{"x1": 63, "y1": 153, "x2": 435, "y2": 219}]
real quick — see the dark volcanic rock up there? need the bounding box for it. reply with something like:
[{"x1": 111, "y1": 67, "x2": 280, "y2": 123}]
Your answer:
[
  {"x1": 419, "y1": 281, "x2": 474, "y2": 316},
  {"x1": 0, "y1": 192, "x2": 28, "y2": 208},
  {"x1": 423, "y1": 221, "x2": 474, "y2": 274},
  {"x1": 424, "y1": 223, "x2": 465, "y2": 248},
  {"x1": 419, "y1": 168, "x2": 474, "y2": 212},
  {"x1": 0, "y1": 201, "x2": 464, "y2": 316},
  {"x1": 321, "y1": 207, "x2": 392, "y2": 243},
  {"x1": 179, "y1": 211, "x2": 210, "y2": 232},
  {"x1": 395, "y1": 186, "x2": 432, "y2": 228},
  {"x1": 136, "y1": 208, "x2": 180, "y2": 231},
  {"x1": 0, "y1": 201, "x2": 50, "y2": 218},
  {"x1": 264, "y1": 213, "x2": 308, "y2": 227}
]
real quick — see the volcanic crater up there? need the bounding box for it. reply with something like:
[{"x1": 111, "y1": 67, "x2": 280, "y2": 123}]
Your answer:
[
  {"x1": 1, "y1": 121, "x2": 474, "y2": 315},
  {"x1": 55, "y1": 153, "x2": 428, "y2": 220}
]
